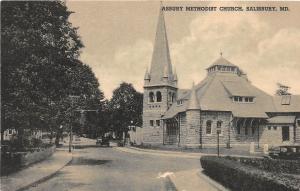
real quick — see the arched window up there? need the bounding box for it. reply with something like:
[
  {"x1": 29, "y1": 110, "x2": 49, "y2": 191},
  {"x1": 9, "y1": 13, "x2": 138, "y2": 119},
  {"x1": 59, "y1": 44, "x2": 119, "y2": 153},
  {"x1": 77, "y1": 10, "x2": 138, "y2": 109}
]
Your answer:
[
  {"x1": 149, "y1": 92, "x2": 154, "y2": 103},
  {"x1": 206, "y1": 120, "x2": 212, "y2": 135},
  {"x1": 217, "y1": 121, "x2": 222, "y2": 134},
  {"x1": 156, "y1": 91, "x2": 162, "y2": 102}
]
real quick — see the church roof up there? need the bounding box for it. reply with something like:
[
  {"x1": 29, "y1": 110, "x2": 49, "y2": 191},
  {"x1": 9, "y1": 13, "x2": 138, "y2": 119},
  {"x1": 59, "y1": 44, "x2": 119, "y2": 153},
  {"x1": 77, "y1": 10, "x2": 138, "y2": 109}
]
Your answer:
[
  {"x1": 197, "y1": 73, "x2": 274, "y2": 118},
  {"x1": 163, "y1": 58, "x2": 277, "y2": 119},
  {"x1": 222, "y1": 81, "x2": 254, "y2": 97},
  {"x1": 272, "y1": 95, "x2": 300, "y2": 113},
  {"x1": 207, "y1": 56, "x2": 237, "y2": 69},
  {"x1": 162, "y1": 101, "x2": 187, "y2": 119},
  {"x1": 187, "y1": 83, "x2": 200, "y2": 110},
  {"x1": 267, "y1": 115, "x2": 296, "y2": 124},
  {"x1": 146, "y1": 7, "x2": 175, "y2": 87},
  {"x1": 177, "y1": 89, "x2": 190, "y2": 100}
]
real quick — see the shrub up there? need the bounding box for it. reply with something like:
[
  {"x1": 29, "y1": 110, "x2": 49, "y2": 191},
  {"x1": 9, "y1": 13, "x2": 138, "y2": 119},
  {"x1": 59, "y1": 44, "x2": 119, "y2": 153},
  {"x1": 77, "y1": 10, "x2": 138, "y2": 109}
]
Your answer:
[
  {"x1": 224, "y1": 156, "x2": 300, "y2": 174},
  {"x1": 1, "y1": 152, "x2": 22, "y2": 176},
  {"x1": 31, "y1": 138, "x2": 43, "y2": 148},
  {"x1": 200, "y1": 156, "x2": 300, "y2": 191}
]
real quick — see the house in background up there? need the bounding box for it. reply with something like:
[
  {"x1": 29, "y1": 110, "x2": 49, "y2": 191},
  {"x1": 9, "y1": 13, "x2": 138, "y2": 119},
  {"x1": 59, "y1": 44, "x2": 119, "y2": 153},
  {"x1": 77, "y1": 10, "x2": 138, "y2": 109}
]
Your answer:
[
  {"x1": 1, "y1": 129, "x2": 18, "y2": 141},
  {"x1": 141, "y1": 7, "x2": 300, "y2": 148},
  {"x1": 263, "y1": 95, "x2": 300, "y2": 145},
  {"x1": 1, "y1": 128, "x2": 44, "y2": 141}
]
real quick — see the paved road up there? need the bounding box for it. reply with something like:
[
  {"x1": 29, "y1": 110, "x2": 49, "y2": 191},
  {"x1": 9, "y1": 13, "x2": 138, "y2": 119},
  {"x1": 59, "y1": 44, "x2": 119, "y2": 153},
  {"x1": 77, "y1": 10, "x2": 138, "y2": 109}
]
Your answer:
[{"x1": 26, "y1": 147, "x2": 200, "y2": 191}]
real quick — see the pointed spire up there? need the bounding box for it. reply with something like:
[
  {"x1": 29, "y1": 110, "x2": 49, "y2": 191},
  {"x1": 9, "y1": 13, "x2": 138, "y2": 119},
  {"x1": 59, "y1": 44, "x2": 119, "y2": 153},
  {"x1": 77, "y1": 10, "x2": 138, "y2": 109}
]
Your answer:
[
  {"x1": 187, "y1": 82, "x2": 200, "y2": 110},
  {"x1": 163, "y1": 65, "x2": 169, "y2": 78},
  {"x1": 173, "y1": 67, "x2": 178, "y2": 81},
  {"x1": 148, "y1": 3, "x2": 174, "y2": 86},
  {"x1": 144, "y1": 68, "x2": 150, "y2": 80}
]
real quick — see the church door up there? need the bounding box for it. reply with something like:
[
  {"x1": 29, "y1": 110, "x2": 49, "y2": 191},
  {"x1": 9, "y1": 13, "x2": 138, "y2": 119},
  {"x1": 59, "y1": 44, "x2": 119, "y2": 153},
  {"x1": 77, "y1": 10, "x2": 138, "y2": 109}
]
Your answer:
[
  {"x1": 166, "y1": 121, "x2": 178, "y2": 145},
  {"x1": 282, "y1": 126, "x2": 290, "y2": 141}
]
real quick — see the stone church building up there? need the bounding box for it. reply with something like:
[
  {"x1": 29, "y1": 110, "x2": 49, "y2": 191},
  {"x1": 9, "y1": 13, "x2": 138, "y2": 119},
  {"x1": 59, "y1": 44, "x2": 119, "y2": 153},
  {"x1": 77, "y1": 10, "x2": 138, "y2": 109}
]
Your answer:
[{"x1": 142, "y1": 8, "x2": 300, "y2": 148}]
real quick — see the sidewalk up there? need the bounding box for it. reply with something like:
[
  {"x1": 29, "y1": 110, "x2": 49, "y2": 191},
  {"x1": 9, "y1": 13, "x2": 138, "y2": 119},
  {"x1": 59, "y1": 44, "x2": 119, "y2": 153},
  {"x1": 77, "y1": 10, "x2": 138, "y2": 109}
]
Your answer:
[
  {"x1": 1, "y1": 150, "x2": 72, "y2": 191},
  {"x1": 116, "y1": 146, "x2": 204, "y2": 159},
  {"x1": 133, "y1": 144, "x2": 264, "y2": 157},
  {"x1": 118, "y1": 146, "x2": 263, "y2": 159},
  {"x1": 168, "y1": 169, "x2": 229, "y2": 191}
]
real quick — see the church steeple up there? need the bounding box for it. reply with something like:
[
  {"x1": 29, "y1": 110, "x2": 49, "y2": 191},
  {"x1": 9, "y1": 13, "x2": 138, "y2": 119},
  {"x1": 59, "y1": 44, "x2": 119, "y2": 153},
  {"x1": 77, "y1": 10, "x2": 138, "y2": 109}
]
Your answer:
[
  {"x1": 142, "y1": 5, "x2": 178, "y2": 144},
  {"x1": 144, "y1": 68, "x2": 150, "y2": 80},
  {"x1": 173, "y1": 68, "x2": 178, "y2": 82},
  {"x1": 146, "y1": 5, "x2": 175, "y2": 87}
]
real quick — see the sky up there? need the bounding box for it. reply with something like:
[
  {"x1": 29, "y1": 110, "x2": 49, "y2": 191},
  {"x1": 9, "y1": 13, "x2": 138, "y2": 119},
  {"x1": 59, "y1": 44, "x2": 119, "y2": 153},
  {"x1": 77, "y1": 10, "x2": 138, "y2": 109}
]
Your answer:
[{"x1": 67, "y1": 1, "x2": 300, "y2": 99}]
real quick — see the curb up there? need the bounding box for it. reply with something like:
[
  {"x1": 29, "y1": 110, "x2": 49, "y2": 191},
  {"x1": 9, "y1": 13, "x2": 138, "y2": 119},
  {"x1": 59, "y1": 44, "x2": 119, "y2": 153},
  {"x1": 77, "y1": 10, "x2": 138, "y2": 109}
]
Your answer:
[
  {"x1": 115, "y1": 147, "x2": 203, "y2": 159},
  {"x1": 197, "y1": 170, "x2": 229, "y2": 191},
  {"x1": 128, "y1": 146, "x2": 263, "y2": 158},
  {"x1": 165, "y1": 176, "x2": 178, "y2": 191},
  {"x1": 128, "y1": 146, "x2": 208, "y2": 156},
  {"x1": 15, "y1": 152, "x2": 73, "y2": 191},
  {"x1": 167, "y1": 169, "x2": 229, "y2": 191}
]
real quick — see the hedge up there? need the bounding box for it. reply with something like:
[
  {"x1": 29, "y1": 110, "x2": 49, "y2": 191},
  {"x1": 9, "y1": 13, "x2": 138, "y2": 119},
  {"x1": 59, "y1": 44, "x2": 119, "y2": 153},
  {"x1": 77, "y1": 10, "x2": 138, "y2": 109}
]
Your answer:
[
  {"x1": 1, "y1": 145, "x2": 56, "y2": 176},
  {"x1": 200, "y1": 156, "x2": 300, "y2": 191},
  {"x1": 224, "y1": 156, "x2": 300, "y2": 174}
]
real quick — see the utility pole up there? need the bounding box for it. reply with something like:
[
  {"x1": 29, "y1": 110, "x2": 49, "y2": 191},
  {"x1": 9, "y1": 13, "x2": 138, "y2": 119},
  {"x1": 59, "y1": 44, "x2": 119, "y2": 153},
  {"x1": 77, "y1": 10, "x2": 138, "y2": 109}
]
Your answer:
[
  {"x1": 217, "y1": 126, "x2": 221, "y2": 157},
  {"x1": 69, "y1": 95, "x2": 80, "y2": 153}
]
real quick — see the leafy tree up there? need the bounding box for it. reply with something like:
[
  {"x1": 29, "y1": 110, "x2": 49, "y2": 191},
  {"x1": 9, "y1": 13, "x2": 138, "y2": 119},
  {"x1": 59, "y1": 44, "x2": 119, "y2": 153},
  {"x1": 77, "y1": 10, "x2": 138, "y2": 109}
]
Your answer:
[
  {"x1": 1, "y1": 1, "x2": 104, "y2": 146},
  {"x1": 109, "y1": 83, "x2": 143, "y2": 140},
  {"x1": 275, "y1": 83, "x2": 291, "y2": 96}
]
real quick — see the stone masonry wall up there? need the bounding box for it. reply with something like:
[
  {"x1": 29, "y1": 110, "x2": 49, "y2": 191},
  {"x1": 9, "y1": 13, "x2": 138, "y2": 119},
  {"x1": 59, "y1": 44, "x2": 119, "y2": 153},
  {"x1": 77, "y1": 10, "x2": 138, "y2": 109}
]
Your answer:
[
  {"x1": 142, "y1": 86, "x2": 177, "y2": 145},
  {"x1": 142, "y1": 127, "x2": 163, "y2": 145},
  {"x1": 296, "y1": 118, "x2": 300, "y2": 143},
  {"x1": 180, "y1": 110, "x2": 200, "y2": 147},
  {"x1": 260, "y1": 124, "x2": 295, "y2": 146},
  {"x1": 200, "y1": 111, "x2": 231, "y2": 146}
]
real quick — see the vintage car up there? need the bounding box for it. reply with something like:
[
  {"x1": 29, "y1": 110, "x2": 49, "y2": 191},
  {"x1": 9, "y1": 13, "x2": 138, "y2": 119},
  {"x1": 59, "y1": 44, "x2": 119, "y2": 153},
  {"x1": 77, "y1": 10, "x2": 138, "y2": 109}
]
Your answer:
[
  {"x1": 96, "y1": 136, "x2": 110, "y2": 147},
  {"x1": 268, "y1": 145, "x2": 300, "y2": 160}
]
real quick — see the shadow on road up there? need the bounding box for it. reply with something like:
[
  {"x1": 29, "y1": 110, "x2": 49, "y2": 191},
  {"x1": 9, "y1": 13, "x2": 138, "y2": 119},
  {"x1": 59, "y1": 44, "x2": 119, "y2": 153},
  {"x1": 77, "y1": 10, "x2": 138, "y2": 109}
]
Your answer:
[{"x1": 68, "y1": 157, "x2": 111, "y2": 166}]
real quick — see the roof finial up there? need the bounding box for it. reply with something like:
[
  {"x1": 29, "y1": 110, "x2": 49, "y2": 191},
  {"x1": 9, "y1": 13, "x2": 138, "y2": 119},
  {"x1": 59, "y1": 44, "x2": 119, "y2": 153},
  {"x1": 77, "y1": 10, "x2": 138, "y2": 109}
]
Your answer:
[{"x1": 220, "y1": 51, "x2": 223, "y2": 57}]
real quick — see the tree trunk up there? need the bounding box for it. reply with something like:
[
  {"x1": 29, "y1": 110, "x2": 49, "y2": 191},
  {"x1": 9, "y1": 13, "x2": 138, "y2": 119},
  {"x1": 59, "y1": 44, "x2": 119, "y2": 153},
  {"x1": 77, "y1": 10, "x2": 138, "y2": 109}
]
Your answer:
[
  {"x1": 18, "y1": 128, "x2": 25, "y2": 150},
  {"x1": 1, "y1": 129, "x2": 4, "y2": 145},
  {"x1": 50, "y1": 130, "x2": 53, "y2": 144},
  {"x1": 55, "y1": 132, "x2": 60, "y2": 146}
]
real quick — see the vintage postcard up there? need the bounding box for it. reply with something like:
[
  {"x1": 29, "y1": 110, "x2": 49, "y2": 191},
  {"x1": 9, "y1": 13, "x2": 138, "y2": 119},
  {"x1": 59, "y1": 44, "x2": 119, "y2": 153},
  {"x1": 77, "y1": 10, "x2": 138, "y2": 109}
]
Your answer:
[{"x1": 1, "y1": 1, "x2": 300, "y2": 191}]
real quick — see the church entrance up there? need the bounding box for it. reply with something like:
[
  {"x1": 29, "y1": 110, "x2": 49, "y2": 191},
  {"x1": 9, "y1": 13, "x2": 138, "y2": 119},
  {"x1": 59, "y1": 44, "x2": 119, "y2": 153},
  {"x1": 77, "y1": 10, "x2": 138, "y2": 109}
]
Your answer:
[
  {"x1": 282, "y1": 126, "x2": 290, "y2": 142},
  {"x1": 165, "y1": 119, "x2": 179, "y2": 145}
]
